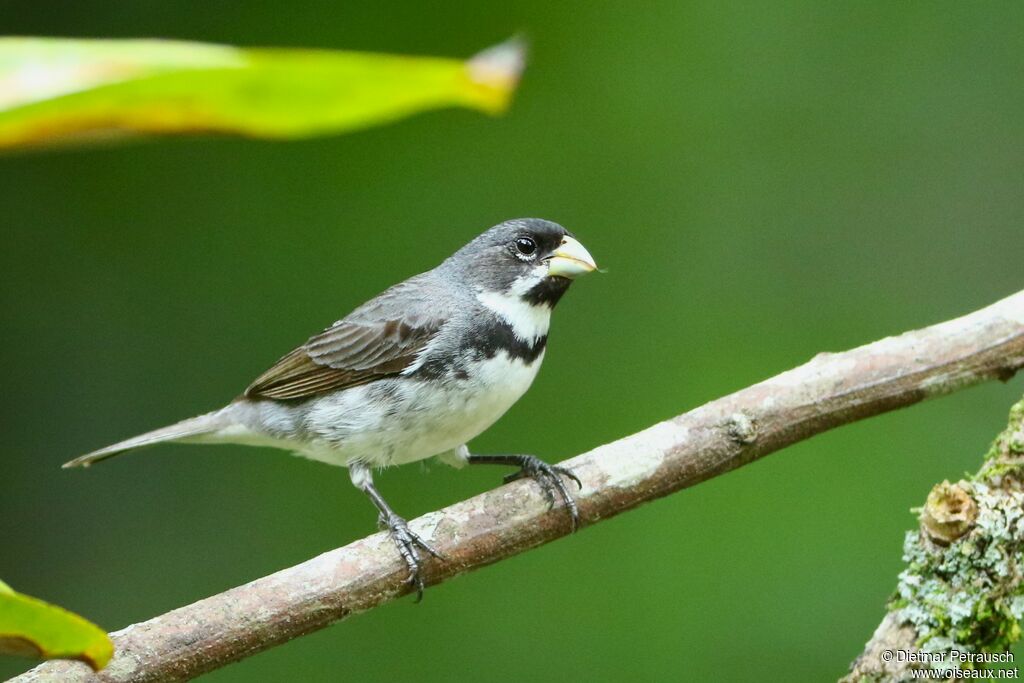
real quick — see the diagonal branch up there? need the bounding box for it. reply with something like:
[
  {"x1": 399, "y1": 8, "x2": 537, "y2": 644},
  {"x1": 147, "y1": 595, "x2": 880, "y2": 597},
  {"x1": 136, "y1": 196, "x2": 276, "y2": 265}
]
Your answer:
[{"x1": 14, "y1": 290, "x2": 1024, "y2": 683}]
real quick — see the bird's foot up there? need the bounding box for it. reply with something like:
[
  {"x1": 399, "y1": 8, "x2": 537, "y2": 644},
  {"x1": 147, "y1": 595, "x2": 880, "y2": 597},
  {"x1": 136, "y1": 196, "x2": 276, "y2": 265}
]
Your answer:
[
  {"x1": 501, "y1": 455, "x2": 582, "y2": 531},
  {"x1": 378, "y1": 513, "x2": 444, "y2": 602}
]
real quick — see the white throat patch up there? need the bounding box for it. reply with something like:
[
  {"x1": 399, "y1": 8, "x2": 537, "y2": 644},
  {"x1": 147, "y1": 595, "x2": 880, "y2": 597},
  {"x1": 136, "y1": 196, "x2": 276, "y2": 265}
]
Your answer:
[{"x1": 477, "y1": 268, "x2": 552, "y2": 343}]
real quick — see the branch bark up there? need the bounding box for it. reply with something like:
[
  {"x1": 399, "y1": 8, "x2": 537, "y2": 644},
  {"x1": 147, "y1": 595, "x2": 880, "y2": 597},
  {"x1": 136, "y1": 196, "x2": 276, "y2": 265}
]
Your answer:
[
  {"x1": 842, "y1": 394, "x2": 1024, "y2": 681},
  {"x1": 15, "y1": 290, "x2": 1024, "y2": 683}
]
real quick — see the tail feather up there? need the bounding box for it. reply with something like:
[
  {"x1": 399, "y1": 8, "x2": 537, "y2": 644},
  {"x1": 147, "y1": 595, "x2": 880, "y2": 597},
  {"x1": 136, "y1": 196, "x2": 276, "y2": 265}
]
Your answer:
[{"x1": 63, "y1": 409, "x2": 228, "y2": 468}]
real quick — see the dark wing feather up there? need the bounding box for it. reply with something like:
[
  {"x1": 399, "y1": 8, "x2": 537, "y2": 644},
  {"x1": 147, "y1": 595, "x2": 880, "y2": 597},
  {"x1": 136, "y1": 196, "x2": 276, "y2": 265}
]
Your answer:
[{"x1": 244, "y1": 279, "x2": 446, "y2": 401}]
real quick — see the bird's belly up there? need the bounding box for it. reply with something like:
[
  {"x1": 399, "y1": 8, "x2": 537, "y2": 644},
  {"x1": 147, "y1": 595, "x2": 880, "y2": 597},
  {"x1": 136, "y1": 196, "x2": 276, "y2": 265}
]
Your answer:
[{"x1": 302, "y1": 350, "x2": 544, "y2": 467}]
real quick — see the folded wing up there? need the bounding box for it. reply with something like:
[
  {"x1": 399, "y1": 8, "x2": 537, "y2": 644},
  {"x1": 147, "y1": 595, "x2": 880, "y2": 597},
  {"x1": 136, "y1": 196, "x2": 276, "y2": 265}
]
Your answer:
[{"x1": 245, "y1": 278, "x2": 445, "y2": 401}]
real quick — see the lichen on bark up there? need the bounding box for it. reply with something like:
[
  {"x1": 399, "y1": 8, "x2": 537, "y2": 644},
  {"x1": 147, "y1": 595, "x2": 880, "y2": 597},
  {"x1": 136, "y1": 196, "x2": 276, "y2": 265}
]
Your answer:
[
  {"x1": 847, "y1": 396, "x2": 1024, "y2": 681},
  {"x1": 894, "y1": 480, "x2": 1024, "y2": 665}
]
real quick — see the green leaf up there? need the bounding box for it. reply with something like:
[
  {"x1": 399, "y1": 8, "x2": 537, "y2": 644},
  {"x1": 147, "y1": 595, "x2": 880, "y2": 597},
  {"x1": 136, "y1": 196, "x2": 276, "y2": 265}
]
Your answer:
[
  {"x1": 0, "y1": 579, "x2": 113, "y2": 671},
  {"x1": 0, "y1": 36, "x2": 525, "y2": 150}
]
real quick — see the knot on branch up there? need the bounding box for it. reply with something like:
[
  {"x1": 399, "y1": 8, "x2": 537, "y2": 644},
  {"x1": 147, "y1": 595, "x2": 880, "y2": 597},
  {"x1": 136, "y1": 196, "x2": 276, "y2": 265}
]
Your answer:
[
  {"x1": 892, "y1": 480, "x2": 1024, "y2": 673},
  {"x1": 725, "y1": 412, "x2": 758, "y2": 445},
  {"x1": 920, "y1": 481, "x2": 977, "y2": 545}
]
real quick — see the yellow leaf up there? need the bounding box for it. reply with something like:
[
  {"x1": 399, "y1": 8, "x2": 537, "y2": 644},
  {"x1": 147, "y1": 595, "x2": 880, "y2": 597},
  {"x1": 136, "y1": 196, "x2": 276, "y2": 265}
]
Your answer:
[
  {"x1": 0, "y1": 580, "x2": 113, "y2": 671},
  {"x1": 0, "y1": 36, "x2": 526, "y2": 150}
]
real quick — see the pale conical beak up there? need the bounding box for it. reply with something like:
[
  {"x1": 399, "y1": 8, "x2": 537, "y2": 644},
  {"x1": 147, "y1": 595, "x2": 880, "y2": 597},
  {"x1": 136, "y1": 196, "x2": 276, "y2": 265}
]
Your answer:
[{"x1": 547, "y1": 235, "x2": 597, "y2": 279}]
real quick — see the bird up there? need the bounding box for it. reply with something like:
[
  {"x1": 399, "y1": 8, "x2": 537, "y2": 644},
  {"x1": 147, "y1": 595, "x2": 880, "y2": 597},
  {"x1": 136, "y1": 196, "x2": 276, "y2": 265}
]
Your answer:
[{"x1": 64, "y1": 217, "x2": 597, "y2": 598}]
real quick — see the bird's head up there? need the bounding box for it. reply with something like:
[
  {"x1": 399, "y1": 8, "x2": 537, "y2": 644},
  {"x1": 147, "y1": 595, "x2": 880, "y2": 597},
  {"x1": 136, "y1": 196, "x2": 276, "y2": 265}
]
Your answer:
[{"x1": 444, "y1": 218, "x2": 597, "y2": 307}]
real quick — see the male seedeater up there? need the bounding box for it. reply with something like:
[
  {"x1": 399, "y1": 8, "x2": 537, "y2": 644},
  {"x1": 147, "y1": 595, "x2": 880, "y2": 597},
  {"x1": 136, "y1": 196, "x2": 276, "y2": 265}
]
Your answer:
[{"x1": 65, "y1": 218, "x2": 597, "y2": 597}]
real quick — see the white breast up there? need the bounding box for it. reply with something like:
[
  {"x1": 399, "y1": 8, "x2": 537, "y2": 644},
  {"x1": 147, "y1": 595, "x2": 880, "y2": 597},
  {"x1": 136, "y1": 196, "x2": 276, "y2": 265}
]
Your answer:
[{"x1": 296, "y1": 349, "x2": 545, "y2": 468}]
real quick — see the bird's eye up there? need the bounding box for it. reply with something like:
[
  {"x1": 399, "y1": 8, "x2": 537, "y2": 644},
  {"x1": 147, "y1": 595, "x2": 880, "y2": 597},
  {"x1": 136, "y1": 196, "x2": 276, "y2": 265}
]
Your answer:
[{"x1": 514, "y1": 237, "x2": 537, "y2": 257}]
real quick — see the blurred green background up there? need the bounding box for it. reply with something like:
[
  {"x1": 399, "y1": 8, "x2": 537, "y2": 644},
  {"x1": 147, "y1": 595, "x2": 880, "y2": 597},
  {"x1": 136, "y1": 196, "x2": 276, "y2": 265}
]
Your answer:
[{"x1": 2, "y1": 1, "x2": 1022, "y2": 680}]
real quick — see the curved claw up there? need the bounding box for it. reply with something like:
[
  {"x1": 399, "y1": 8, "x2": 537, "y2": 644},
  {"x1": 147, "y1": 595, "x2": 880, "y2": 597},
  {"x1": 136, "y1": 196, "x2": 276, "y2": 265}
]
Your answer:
[
  {"x1": 501, "y1": 457, "x2": 582, "y2": 532},
  {"x1": 382, "y1": 513, "x2": 444, "y2": 602},
  {"x1": 502, "y1": 463, "x2": 581, "y2": 489},
  {"x1": 555, "y1": 466, "x2": 583, "y2": 491}
]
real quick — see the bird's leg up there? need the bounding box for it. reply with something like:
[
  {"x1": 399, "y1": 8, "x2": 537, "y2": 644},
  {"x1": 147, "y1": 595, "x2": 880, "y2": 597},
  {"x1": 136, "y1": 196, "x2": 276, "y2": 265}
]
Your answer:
[
  {"x1": 466, "y1": 453, "x2": 582, "y2": 531},
  {"x1": 349, "y1": 464, "x2": 443, "y2": 601}
]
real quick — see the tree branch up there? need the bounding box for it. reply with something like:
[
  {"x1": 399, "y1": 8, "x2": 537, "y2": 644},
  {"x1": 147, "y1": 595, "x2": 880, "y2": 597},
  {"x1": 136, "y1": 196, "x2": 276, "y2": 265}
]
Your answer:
[
  {"x1": 15, "y1": 290, "x2": 1024, "y2": 682},
  {"x1": 842, "y1": 394, "x2": 1024, "y2": 681}
]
